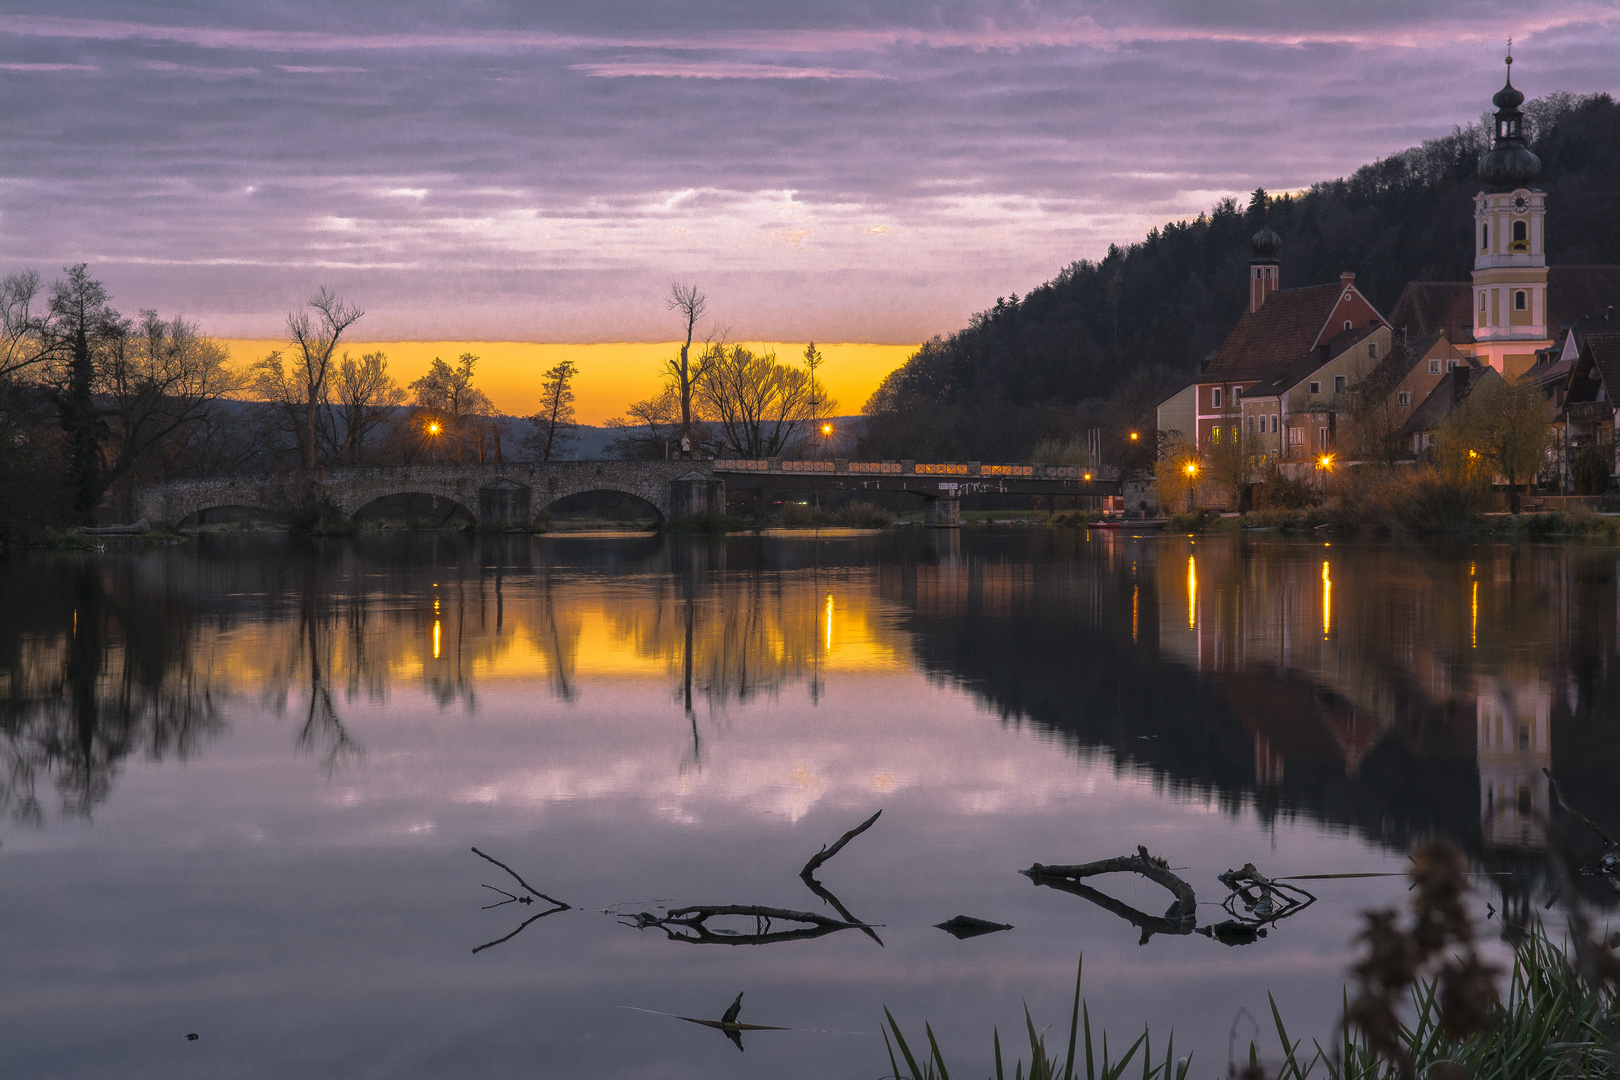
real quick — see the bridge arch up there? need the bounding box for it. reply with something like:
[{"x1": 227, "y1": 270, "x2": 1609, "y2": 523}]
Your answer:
[
  {"x1": 349, "y1": 490, "x2": 477, "y2": 527},
  {"x1": 540, "y1": 487, "x2": 665, "y2": 526}
]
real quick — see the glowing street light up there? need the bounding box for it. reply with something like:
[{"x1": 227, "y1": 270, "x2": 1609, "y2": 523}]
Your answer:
[
  {"x1": 822, "y1": 423, "x2": 833, "y2": 436},
  {"x1": 1183, "y1": 461, "x2": 1198, "y2": 476},
  {"x1": 1129, "y1": 431, "x2": 1140, "y2": 441},
  {"x1": 1317, "y1": 453, "x2": 1335, "y2": 471},
  {"x1": 427, "y1": 420, "x2": 442, "y2": 436}
]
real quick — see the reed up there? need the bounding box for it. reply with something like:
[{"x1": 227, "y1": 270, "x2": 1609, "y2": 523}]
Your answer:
[{"x1": 883, "y1": 927, "x2": 1618, "y2": 1080}]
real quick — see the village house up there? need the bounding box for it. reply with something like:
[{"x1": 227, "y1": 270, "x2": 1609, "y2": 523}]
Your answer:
[
  {"x1": 1154, "y1": 222, "x2": 1388, "y2": 455},
  {"x1": 1160, "y1": 54, "x2": 1620, "y2": 485},
  {"x1": 1239, "y1": 323, "x2": 1392, "y2": 459}
]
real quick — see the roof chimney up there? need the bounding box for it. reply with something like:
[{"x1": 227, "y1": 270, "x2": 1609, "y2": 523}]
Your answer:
[{"x1": 1339, "y1": 271, "x2": 1355, "y2": 288}]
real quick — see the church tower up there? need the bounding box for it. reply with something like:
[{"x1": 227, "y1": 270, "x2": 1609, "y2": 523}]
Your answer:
[
  {"x1": 1249, "y1": 224, "x2": 1281, "y2": 312},
  {"x1": 1472, "y1": 49, "x2": 1549, "y2": 378}
]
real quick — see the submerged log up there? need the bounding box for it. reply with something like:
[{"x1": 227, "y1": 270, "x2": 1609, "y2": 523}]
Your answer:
[
  {"x1": 1023, "y1": 845, "x2": 1197, "y2": 930},
  {"x1": 628, "y1": 904, "x2": 870, "y2": 946}
]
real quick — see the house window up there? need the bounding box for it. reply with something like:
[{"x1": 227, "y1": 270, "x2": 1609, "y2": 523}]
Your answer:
[
  {"x1": 1369, "y1": 342, "x2": 1378, "y2": 359},
  {"x1": 1334, "y1": 375, "x2": 1346, "y2": 393},
  {"x1": 1211, "y1": 387, "x2": 1221, "y2": 409},
  {"x1": 1513, "y1": 220, "x2": 1527, "y2": 243},
  {"x1": 1213, "y1": 426, "x2": 1221, "y2": 444},
  {"x1": 1246, "y1": 415, "x2": 1255, "y2": 433},
  {"x1": 1231, "y1": 385, "x2": 1242, "y2": 403},
  {"x1": 1344, "y1": 320, "x2": 1352, "y2": 331},
  {"x1": 1448, "y1": 359, "x2": 1460, "y2": 370},
  {"x1": 1309, "y1": 381, "x2": 1320, "y2": 395},
  {"x1": 1319, "y1": 427, "x2": 1329, "y2": 447},
  {"x1": 1271, "y1": 414, "x2": 1279, "y2": 433},
  {"x1": 1515, "y1": 290, "x2": 1527, "y2": 310},
  {"x1": 1398, "y1": 391, "x2": 1410, "y2": 407},
  {"x1": 1429, "y1": 359, "x2": 1441, "y2": 374}
]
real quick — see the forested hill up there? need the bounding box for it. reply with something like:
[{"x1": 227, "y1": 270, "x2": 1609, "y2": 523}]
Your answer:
[{"x1": 860, "y1": 92, "x2": 1620, "y2": 463}]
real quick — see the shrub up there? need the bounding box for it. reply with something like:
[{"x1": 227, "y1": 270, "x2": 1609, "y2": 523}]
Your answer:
[
  {"x1": 831, "y1": 500, "x2": 893, "y2": 528},
  {"x1": 1255, "y1": 469, "x2": 1320, "y2": 509},
  {"x1": 1572, "y1": 440, "x2": 1612, "y2": 495},
  {"x1": 773, "y1": 503, "x2": 820, "y2": 528}
]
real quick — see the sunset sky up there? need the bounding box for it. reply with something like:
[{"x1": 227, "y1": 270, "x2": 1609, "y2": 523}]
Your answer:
[{"x1": 4, "y1": 2, "x2": 1618, "y2": 415}]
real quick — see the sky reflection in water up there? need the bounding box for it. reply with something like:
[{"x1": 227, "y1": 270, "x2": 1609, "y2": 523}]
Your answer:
[{"x1": 1, "y1": 530, "x2": 1616, "y2": 1079}]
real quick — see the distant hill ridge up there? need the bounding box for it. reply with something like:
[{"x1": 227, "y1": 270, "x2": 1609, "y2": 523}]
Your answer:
[{"x1": 860, "y1": 92, "x2": 1620, "y2": 462}]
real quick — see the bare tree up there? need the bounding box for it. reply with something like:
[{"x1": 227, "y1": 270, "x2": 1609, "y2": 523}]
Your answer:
[
  {"x1": 665, "y1": 283, "x2": 708, "y2": 453},
  {"x1": 409, "y1": 352, "x2": 494, "y2": 464},
  {"x1": 0, "y1": 270, "x2": 43, "y2": 380},
  {"x1": 331, "y1": 350, "x2": 404, "y2": 465},
  {"x1": 100, "y1": 312, "x2": 239, "y2": 500},
  {"x1": 285, "y1": 288, "x2": 363, "y2": 475},
  {"x1": 524, "y1": 359, "x2": 578, "y2": 462},
  {"x1": 695, "y1": 344, "x2": 822, "y2": 458},
  {"x1": 604, "y1": 387, "x2": 683, "y2": 459}
]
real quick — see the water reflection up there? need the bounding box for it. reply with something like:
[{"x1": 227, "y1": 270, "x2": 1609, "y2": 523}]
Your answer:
[
  {"x1": 4, "y1": 534, "x2": 1619, "y2": 883},
  {"x1": 3, "y1": 531, "x2": 1620, "y2": 1078},
  {"x1": 0, "y1": 560, "x2": 224, "y2": 822}
]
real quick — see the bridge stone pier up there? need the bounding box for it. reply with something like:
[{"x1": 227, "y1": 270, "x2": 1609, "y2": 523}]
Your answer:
[{"x1": 133, "y1": 460, "x2": 726, "y2": 529}]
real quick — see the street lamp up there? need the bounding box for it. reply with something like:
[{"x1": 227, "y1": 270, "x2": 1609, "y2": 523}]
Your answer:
[
  {"x1": 1129, "y1": 431, "x2": 1140, "y2": 441},
  {"x1": 427, "y1": 420, "x2": 442, "y2": 436}
]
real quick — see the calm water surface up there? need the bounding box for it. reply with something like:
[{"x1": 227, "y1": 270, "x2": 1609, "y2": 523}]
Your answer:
[{"x1": 2, "y1": 529, "x2": 1617, "y2": 1078}]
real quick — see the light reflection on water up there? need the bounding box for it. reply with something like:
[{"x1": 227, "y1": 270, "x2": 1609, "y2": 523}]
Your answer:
[{"x1": 0, "y1": 530, "x2": 1616, "y2": 1079}]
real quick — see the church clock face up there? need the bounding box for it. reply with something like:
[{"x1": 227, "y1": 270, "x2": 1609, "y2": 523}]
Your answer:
[{"x1": 1513, "y1": 194, "x2": 1529, "y2": 211}]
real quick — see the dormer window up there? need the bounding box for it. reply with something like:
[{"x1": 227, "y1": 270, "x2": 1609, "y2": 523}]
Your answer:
[
  {"x1": 1429, "y1": 359, "x2": 1441, "y2": 374},
  {"x1": 1398, "y1": 391, "x2": 1410, "y2": 406}
]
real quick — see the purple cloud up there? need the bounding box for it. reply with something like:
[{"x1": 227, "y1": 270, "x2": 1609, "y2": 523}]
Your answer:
[{"x1": 1, "y1": 2, "x2": 1616, "y2": 342}]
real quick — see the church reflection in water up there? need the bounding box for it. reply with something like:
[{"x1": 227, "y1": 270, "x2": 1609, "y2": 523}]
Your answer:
[{"x1": 2, "y1": 530, "x2": 1616, "y2": 916}]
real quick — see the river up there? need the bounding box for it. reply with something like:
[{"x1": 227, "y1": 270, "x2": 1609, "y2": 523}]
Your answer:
[{"x1": 2, "y1": 529, "x2": 1616, "y2": 1078}]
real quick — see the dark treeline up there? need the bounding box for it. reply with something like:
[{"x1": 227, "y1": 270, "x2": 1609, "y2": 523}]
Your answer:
[{"x1": 861, "y1": 92, "x2": 1620, "y2": 465}]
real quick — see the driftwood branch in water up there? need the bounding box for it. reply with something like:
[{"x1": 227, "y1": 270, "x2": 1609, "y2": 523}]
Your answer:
[
  {"x1": 471, "y1": 903, "x2": 569, "y2": 954},
  {"x1": 470, "y1": 847, "x2": 571, "y2": 909},
  {"x1": 799, "y1": 810, "x2": 885, "y2": 946},
  {"x1": 625, "y1": 904, "x2": 870, "y2": 946},
  {"x1": 801, "y1": 809, "x2": 882, "y2": 878},
  {"x1": 1544, "y1": 768, "x2": 1619, "y2": 850},
  {"x1": 1021, "y1": 845, "x2": 1198, "y2": 941}
]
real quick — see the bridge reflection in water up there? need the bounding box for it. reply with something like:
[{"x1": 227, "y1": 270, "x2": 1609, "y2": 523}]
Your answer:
[{"x1": 1, "y1": 532, "x2": 1615, "y2": 917}]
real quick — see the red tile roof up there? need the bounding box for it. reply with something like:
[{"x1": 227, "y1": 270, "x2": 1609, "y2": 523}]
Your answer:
[
  {"x1": 1202, "y1": 282, "x2": 1347, "y2": 381},
  {"x1": 1549, "y1": 267, "x2": 1620, "y2": 328},
  {"x1": 1390, "y1": 283, "x2": 1473, "y2": 343},
  {"x1": 1388, "y1": 267, "x2": 1620, "y2": 344}
]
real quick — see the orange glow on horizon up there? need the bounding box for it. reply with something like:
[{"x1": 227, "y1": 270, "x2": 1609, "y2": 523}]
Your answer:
[{"x1": 217, "y1": 339, "x2": 917, "y2": 426}]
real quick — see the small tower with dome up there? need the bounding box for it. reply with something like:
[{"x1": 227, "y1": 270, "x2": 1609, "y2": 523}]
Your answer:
[
  {"x1": 1472, "y1": 46, "x2": 1550, "y2": 378},
  {"x1": 1249, "y1": 224, "x2": 1282, "y2": 312}
]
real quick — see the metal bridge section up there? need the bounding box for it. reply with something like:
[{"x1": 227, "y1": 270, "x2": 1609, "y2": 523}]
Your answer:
[{"x1": 713, "y1": 459, "x2": 1122, "y2": 527}]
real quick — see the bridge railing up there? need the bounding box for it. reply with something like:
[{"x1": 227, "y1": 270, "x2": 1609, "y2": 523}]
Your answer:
[{"x1": 711, "y1": 459, "x2": 1120, "y2": 481}]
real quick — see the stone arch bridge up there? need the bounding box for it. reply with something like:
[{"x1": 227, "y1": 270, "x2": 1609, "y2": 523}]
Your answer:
[
  {"x1": 134, "y1": 461, "x2": 725, "y2": 528},
  {"x1": 133, "y1": 458, "x2": 1122, "y2": 529}
]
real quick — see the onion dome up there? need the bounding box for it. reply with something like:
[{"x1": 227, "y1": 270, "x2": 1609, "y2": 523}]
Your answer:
[
  {"x1": 1250, "y1": 224, "x2": 1282, "y2": 259},
  {"x1": 1478, "y1": 53, "x2": 1541, "y2": 189}
]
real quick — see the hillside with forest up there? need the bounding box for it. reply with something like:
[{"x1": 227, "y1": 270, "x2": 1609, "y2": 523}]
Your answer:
[{"x1": 859, "y1": 92, "x2": 1620, "y2": 465}]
